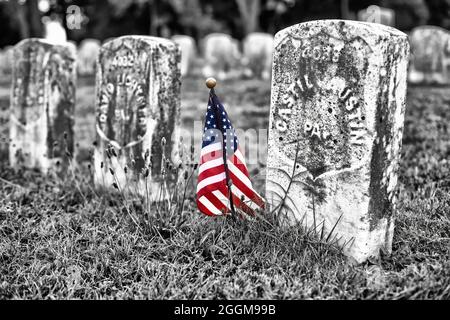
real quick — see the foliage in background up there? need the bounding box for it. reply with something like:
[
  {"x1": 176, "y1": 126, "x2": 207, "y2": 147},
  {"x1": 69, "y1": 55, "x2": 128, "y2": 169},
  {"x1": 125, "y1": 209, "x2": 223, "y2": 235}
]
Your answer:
[{"x1": 0, "y1": 0, "x2": 449, "y2": 47}]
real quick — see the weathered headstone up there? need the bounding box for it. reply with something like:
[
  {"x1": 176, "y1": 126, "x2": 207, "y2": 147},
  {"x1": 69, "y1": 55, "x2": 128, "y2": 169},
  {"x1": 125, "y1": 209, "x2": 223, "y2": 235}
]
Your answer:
[
  {"x1": 266, "y1": 20, "x2": 409, "y2": 263},
  {"x1": 103, "y1": 37, "x2": 116, "y2": 45},
  {"x1": 202, "y1": 33, "x2": 241, "y2": 80},
  {"x1": 171, "y1": 35, "x2": 197, "y2": 77},
  {"x1": 77, "y1": 39, "x2": 101, "y2": 76},
  {"x1": 408, "y1": 26, "x2": 450, "y2": 85},
  {"x1": 242, "y1": 32, "x2": 274, "y2": 80},
  {"x1": 9, "y1": 38, "x2": 76, "y2": 172},
  {"x1": 357, "y1": 5, "x2": 395, "y2": 27},
  {"x1": 94, "y1": 36, "x2": 181, "y2": 199}
]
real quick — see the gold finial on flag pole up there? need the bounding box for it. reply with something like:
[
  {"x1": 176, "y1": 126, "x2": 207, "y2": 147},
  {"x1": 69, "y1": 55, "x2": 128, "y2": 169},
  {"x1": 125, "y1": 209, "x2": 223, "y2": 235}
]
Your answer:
[{"x1": 205, "y1": 77, "x2": 217, "y2": 89}]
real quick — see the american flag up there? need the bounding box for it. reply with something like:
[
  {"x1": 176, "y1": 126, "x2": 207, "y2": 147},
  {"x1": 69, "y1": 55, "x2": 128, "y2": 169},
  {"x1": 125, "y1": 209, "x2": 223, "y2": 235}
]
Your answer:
[{"x1": 196, "y1": 91, "x2": 265, "y2": 217}]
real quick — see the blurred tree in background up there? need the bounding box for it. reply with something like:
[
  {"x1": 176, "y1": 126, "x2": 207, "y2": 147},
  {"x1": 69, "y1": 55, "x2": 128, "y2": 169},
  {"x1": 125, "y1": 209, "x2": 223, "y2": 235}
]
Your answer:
[
  {"x1": 0, "y1": 0, "x2": 449, "y2": 48},
  {"x1": 382, "y1": 0, "x2": 430, "y2": 29}
]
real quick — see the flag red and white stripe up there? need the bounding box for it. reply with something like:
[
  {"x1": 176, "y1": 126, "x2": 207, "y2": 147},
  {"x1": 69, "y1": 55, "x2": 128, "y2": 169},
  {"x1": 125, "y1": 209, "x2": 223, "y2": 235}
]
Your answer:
[{"x1": 196, "y1": 92, "x2": 265, "y2": 217}]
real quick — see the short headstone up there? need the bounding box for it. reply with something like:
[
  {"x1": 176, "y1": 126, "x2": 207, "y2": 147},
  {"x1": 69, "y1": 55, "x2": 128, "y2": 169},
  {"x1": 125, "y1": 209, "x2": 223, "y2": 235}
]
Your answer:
[
  {"x1": 357, "y1": 5, "x2": 395, "y2": 27},
  {"x1": 66, "y1": 5, "x2": 83, "y2": 31},
  {"x1": 10, "y1": 38, "x2": 76, "y2": 173},
  {"x1": 266, "y1": 20, "x2": 409, "y2": 263},
  {"x1": 242, "y1": 32, "x2": 274, "y2": 80},
  {"x1": 0, "y1": 46, "x2": 13, "y2": 161},
  {"x1": 102, "y1": 38, "x2": 116, "y2": 45},
  {"x1": 94, "y1": 36, "x2": 181, "y2": 199},
  {"x1": 171, "y1": 35, "x2": 197, "y2": 77},
  {"x1": 202, "y1": 33, "x2": 241, "y2": 80},
  {"x1": 77, "y1": 39, "x2": 101, "y2": 76},
  {"x1": 408, "y1": 26, "x2": 450, "y2": 85}
]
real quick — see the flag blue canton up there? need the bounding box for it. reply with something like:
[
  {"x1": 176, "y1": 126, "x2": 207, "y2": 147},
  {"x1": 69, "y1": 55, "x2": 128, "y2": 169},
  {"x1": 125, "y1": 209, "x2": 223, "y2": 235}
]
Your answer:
[{"x1": 202, "y1": 94, "x2": 238, "y2": 156}]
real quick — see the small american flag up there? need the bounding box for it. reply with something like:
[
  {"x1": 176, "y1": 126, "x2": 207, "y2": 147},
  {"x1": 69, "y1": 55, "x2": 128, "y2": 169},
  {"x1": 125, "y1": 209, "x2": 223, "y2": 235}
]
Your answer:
[{"x1": 196, "y1": 90, "x2": 265, "y2": 217}]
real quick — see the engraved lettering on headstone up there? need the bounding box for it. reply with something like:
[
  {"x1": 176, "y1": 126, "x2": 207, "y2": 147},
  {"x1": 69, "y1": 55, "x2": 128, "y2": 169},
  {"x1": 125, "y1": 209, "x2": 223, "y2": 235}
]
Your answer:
[
  {"x1": 266, "y1": 20, "x2": 409, "y2": 263},
  {"x1": 93, "y1": 36, "x2": 181, "y2": 200}
]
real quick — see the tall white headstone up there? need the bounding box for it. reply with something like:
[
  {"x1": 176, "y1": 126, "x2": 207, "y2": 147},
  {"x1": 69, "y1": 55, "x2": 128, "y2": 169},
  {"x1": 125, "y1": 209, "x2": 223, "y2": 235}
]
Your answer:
[
  {"x1": 44, "y1": 19, "x2": 68, "y2": 45},
  {"x1": 242, "y1": 32, "x2": 274, "y2": 80},
  {"x1": 266, "y1": 20, "x2": 409, "y2": 263},
  {"x1": 94, "y1": 36, "x2": 181, "y2": 199},
  {"x1": 77, "y1": 39, "x2": 101, "y2": 76},
  {"x1": 10, "y1": 39, "x2": 76, "y2": 173}
]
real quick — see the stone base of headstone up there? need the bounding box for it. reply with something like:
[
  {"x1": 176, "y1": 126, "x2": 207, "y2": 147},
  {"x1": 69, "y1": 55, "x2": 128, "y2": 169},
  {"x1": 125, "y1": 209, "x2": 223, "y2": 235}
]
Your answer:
[
  {"x1": 9, "y1": 38, "x2": 76, "y2": 174},
  {"x1": 93, "y1": 36, "x2": 181, "y2": 201},
  {"x1": 266, "y1": 20, "x2": 410, "y2": 263}
]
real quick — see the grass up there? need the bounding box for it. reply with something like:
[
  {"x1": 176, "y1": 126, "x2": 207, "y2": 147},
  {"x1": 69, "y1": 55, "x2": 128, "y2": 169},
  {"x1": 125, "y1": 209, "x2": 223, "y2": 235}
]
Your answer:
[{"x1": 0, "y1": 77, "x2": 449, "y2": 299}]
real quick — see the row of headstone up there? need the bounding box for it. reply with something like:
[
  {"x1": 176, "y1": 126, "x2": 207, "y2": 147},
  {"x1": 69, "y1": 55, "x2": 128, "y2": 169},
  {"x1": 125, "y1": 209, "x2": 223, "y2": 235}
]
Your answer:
[
  {"x1": 6, "y1": 20, "x2": 410, "y2": 264},
  {"x1": 8, "y1": 29, "x2": 447, "y2": 86},
  {"x1": 172, "y1": 32, "x2": 274, "y2": 80},
  {"x1": 36, "y1": 28, "x2": 272, "y2": 80},
  {"x1": 43, "y1": 18, "x2": 68, "y2": 45}
]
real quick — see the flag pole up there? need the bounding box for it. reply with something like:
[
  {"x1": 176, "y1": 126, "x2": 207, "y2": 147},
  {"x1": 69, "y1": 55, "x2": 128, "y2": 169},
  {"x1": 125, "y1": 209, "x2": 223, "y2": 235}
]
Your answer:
[{"x1": 206, "y1": 78, "x2": 237, "y2": 219}]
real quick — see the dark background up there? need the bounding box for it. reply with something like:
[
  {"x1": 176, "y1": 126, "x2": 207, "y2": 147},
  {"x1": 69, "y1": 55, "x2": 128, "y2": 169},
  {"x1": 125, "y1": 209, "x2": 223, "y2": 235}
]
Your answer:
[{"x1": 0, "y1": 0, "x2": 449, "y2": 48}]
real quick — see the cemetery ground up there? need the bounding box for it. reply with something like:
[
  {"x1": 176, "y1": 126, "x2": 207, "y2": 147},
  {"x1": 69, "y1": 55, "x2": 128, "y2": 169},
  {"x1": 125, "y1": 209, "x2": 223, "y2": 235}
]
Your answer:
[{"x1": 0, "y1": 75, "x2": 449, "y2": 299}]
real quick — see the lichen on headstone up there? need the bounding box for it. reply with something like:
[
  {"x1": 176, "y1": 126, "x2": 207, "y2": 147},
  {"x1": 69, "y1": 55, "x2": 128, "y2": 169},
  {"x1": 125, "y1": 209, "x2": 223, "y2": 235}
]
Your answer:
[
  {"x1": 266, "y1": 20, "x2": 410, "y2": 263},
  {"x1": 93, "y1": 36, "x2": 181, "y2": 200},
  {"x1": 9, "y1": 38, "x2": 76, "y2": 173}
]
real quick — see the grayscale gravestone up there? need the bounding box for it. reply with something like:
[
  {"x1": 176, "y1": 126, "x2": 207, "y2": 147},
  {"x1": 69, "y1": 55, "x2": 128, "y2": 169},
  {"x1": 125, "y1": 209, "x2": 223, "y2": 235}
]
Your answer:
[
  {"x1": 9, "y1": 38, "x2": 76, "y2": 173},
  {"x1": 0, "y1": 46, "x2": 13, "y2": 77},
  {"x1": 94, "y1": 36, "x2": 181, "y2": 199},
  {"x1": 357, "y1": 5, "x2": 395, "y2": 27},
  {"x1": 408, "y1": 26, "x2": 450, "y2": 85},
  {"x1": 242, "y1": 32, "x2": 274, "y2": 80},
  {"x1": 202, "y1": 33, "x2": 241, "y2": 80},
  {"x1": 77, "y1": 39, "x2": 101, "y2": 76},
  {"x1": 43, "y1": 18, "x2": 68, "y2": 45},
  {"x1": 266, "y1": 20, "x2": 409, "y2": 263}
]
